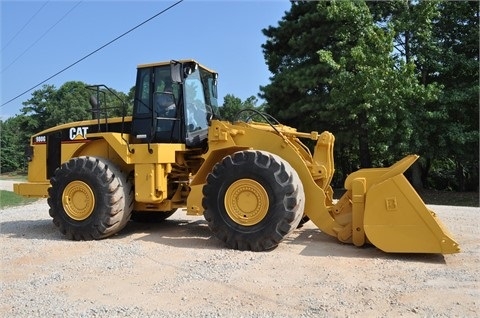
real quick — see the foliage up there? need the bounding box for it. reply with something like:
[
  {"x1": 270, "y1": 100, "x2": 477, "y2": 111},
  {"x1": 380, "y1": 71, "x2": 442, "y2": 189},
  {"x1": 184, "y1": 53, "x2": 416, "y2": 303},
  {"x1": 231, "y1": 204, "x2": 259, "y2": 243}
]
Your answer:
[
  {"x1": 317, "y1": 1, "x2": 440, "y2": 171},
  {"x1": 19, "y1": 82, "x2": 130, "y2": 129},
  {"x1": 368, "y1": 1, "x2": 479, "y2": 190},
  {"x1": 429, "y1": 2, "x2": 479, "y2": 191},
  {"x1": 0, "y1": 116, "x2": 30, "y2": 173},
  {"x1": 217, "y1": 94, "x2": 265, "y2": 122},
  {"x1": 260, "y1": 1, "x2": 335, "y2": 132},
  {"x1": 261, "y1": 0, "x2": 478, "y2": 190},
  {"x1": 1, "y1": 81, "x2": 131, "y2": 173}
]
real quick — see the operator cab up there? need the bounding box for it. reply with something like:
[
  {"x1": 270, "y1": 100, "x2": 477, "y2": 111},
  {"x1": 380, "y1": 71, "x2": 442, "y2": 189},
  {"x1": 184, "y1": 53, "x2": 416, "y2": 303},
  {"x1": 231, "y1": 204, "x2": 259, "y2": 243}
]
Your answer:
[{"x1": 131, "y1": 60, "x2": 218, "y2": 147}]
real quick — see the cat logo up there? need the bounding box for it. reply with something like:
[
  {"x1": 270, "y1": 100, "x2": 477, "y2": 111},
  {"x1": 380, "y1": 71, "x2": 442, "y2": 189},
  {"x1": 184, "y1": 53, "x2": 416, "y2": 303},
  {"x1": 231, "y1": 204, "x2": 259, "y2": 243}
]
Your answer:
[{"x1": 69, "y1": 127, "x2": 89, "y2": 140}]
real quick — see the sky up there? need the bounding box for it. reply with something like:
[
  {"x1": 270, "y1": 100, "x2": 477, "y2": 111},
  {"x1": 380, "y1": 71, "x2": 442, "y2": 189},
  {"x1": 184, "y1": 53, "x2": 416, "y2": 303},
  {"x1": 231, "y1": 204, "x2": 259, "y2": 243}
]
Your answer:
[{"x1": 0, "y1": 0, "x2": 291, "y2": 120}]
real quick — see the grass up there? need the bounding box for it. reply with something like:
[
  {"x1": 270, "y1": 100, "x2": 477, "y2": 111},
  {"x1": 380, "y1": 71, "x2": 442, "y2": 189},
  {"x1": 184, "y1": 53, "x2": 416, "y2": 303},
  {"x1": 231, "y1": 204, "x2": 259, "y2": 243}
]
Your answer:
[
  {"x1": 0, "y1": 173, "x2": 39, "y2": 209},
  {"x1": 0, "y1": 190, "x2": 38, "y2": 209}
]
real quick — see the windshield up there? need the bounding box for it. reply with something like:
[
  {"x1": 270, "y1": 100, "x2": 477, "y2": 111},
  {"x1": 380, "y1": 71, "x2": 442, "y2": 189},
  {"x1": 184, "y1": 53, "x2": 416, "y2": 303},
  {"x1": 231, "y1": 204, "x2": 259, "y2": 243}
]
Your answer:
[{"x1": 183, "y1": 66, "x2": 218, "y2": 147}]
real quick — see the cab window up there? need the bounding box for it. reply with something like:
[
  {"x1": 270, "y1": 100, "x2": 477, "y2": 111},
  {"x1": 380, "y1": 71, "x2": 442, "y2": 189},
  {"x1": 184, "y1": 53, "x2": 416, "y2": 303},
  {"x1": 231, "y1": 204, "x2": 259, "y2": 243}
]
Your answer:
[
  {"x1": 135, "y1": 68, "x2": 151, "y2": 114},
  {"x1": 185, "y1": 71, "x2": 208, "y2": 132}
]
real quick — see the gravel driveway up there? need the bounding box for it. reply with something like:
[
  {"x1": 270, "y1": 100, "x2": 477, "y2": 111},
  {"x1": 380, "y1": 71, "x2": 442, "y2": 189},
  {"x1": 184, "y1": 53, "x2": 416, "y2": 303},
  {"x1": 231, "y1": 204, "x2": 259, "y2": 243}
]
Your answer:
[{"x1": 1, "y1": 180, "x2": 479, "y2": 317}]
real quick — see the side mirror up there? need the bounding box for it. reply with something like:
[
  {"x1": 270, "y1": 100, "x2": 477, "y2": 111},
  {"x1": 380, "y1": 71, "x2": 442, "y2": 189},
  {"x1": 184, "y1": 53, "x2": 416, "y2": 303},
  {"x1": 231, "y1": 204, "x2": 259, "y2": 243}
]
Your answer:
[
  {"x1": 210, "y1": 76, "x2": 218, "y2": 98},
  {"x1": 170, "y1": 61, "x2": 183, "y2": 83}
]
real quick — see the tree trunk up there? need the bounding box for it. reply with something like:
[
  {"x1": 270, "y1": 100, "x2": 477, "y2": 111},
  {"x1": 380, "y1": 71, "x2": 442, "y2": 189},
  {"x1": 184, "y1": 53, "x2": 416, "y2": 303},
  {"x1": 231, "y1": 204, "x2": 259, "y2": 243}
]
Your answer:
[
  {"x1": 409, "y1": 160, "x2": 424, "y2": 190},
  {"x1": 456, "y1": 161, "x2": 465, "y2": 191},
  {"x1": 357, "y1": 111, "x2": 372, "y2": 168},
  {"x1": 421, "y1": 157, "x2": 431, "y2": 188}
]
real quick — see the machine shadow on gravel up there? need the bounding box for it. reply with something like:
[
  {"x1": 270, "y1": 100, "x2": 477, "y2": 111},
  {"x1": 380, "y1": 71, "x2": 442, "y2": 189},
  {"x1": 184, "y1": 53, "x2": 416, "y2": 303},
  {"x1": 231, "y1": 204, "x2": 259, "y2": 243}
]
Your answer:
[
  {"x1": 114, "y1": 217, "x2": 225, "y2": 250},
  {"x1": 285, "y1": 226, "x2": 446, "y2": 264},
  {"x1": 0, "y1": 219, "x2": 61, "y2": 241},
  {"x1": 119, "y1": 218, "x2": 446, "y2": 263},
  {"x1": 0, "y1": 217, "x2": 447, "y2": 264}
]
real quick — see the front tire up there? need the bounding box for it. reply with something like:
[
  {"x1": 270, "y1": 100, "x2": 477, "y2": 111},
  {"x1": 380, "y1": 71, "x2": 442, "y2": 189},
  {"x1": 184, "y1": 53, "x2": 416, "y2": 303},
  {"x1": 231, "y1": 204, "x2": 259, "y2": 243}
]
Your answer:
[
  {"x1": 48, "y1": 156, "x2": 133, "y2": 240},
  {"x1": 203, "y1": 150, "x2": 305, "y2": 251}
]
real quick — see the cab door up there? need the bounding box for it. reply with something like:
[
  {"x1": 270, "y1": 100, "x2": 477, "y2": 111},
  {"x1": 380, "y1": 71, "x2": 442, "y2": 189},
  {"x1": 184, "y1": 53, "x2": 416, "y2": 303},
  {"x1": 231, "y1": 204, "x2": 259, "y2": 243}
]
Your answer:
[{"x1": 131, "y1": 66, "x2": 183, "y2": 143}]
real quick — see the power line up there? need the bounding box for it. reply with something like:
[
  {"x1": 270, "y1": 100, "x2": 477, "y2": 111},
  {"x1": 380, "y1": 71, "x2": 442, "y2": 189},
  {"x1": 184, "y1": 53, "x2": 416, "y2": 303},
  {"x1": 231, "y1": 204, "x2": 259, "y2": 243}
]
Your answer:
[
  {"x1": 1, "y1": 0, "x2": 184, "y2": 108},
  {"x1": 2, "y1": 1, "x2": 83, "y2": 73},
  {"x1": 1, "y1": 1, "x2": 50, "y2": 52}
]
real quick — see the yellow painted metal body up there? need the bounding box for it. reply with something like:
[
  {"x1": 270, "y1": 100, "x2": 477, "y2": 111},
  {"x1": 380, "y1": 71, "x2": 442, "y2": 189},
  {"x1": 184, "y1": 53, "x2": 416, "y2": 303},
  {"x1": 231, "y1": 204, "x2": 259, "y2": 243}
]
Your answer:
[
  {"x1": 186, "y1": 120, "x2": 459, "y2": 254},
  {"x1": 13, "y1": 137, "x2": 50, "y2": 198},
  {"x1": 344, "y1": 155, "x2": 459, "y2": 253},
  {"x1": 13, "y1": 116, "x2": 460, "y2": 254},
  {"x1": 62, "y1": 180, "x2": 95, "y2": 221},
  {"x1": 13, "y1": 117, "x2": 189, "y2": 212},
  {"x1": 224, "y1": 179, "x2": 270, "y2": 226}
]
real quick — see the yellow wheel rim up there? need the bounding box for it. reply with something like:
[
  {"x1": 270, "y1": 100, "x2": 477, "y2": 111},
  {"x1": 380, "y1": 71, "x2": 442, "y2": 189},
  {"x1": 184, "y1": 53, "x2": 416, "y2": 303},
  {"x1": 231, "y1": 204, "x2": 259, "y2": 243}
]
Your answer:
[
  {"x1": 62, "y1": 181, "x2": 95, "y2": 221},
  {"x1": 224, "y1": 179, "x2": 269, "y2": 226}
]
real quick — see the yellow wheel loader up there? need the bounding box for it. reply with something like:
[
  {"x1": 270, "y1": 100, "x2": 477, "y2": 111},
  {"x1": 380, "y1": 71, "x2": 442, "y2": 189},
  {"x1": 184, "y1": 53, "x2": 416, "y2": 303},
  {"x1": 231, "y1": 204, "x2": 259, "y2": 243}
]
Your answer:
[{"x1": 14, "y1": 59, "x2": 459, "y2": 254}]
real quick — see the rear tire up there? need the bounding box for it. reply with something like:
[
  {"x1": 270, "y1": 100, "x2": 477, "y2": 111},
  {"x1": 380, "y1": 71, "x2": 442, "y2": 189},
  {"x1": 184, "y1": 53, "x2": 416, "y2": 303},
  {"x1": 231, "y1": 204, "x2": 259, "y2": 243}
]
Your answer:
[
  {"x1": 203, "y1": 150, "x2": 304, "y2": 251},
  {"x1": 48, "y1": 156, "x2": 133, "y2": 240}
]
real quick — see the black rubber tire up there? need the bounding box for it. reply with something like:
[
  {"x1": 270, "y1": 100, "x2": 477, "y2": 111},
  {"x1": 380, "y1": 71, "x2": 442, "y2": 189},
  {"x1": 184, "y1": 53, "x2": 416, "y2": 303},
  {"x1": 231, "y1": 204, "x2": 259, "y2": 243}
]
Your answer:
[
  {"x1": 130, "y1": 210, "x2": 177, "y2": 223},
  {"x1": 202, "y1": 150, "x2": 305, "y2": 251},
  {"x1": 48, "y1": 156, "x2": 133, "y2": 240}
]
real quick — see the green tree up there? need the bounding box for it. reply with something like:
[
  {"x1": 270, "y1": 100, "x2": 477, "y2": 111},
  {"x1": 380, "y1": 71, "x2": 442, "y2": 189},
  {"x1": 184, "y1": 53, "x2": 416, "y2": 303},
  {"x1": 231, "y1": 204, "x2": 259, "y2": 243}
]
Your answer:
[
  {"x1": 20, "y1": 82, "x2": 91, "y2": 129},
  {"x1": 0, "y1": 116, "x2": 30, "y2": 173},
  {"x1": 427, "y1": 1, "x2": 479, "y2": 190},
  {"x1": 90, "y1": 86, "x2": 131, "y2": 118},
  {"x1": 20, "y1": 84, "x2": 56, "y2": 133},
  {"x1": 218, "y1": 94, "x2": 262, "y2": 122},
  {"x1": 1, "y1": 81, "x2": 132, "y2": 174},
  {"x1": 318, "y1": 1, "x2": 440, "y2": 169},
  {"x1": 261, "y1": 0, "x2": 439, "y2": 183},
  {"x1": 48, "y1": 81, "x2": 91, "y2": 126},
  {"x1": 21, "y1": 81, "x2": 130, "y2": 127},
  {"x1": 261, "y1": 0, "x2": 477, "y2": 190},
  {"x1": 261, "y1": 1, "x2": 336, "y2": 132},
  {"x1": 127, "y1": 85, "x2": 136, "y2": 111},
  {"x1": 369, "y1": 1, "x2": 479, "y2": 190}
]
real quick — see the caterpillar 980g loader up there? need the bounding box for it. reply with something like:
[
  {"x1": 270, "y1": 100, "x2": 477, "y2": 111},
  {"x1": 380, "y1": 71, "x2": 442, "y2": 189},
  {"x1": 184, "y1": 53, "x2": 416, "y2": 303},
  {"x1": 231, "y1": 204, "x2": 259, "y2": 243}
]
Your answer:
[{"x1": 14, "y1": 59, "x2": 459, "y2": 254}]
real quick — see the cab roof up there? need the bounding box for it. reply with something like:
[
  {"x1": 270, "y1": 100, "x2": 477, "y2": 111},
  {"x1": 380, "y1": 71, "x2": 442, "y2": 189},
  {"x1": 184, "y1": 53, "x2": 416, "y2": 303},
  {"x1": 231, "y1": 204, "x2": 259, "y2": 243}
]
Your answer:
[{"x1": 137, "y1": 59, "x2": 217, "y2": 74}]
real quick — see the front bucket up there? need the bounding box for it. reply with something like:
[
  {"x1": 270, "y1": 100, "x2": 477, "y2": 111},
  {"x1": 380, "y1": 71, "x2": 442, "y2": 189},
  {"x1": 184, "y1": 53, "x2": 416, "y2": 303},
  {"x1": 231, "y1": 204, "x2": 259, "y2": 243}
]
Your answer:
[{"x1": 346, "y1": 155, "x2": 460, "y2": 254}]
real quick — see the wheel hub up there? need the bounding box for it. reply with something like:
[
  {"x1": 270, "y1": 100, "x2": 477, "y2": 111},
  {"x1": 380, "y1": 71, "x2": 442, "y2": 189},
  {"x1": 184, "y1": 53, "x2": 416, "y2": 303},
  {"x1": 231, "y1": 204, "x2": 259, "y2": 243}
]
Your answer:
[
  {"x1": 62, "y1": 181, "x2": 95, "y2": 221},
  {"x1": 224, "y1": 179, "x2": 269, "y2": 226}
]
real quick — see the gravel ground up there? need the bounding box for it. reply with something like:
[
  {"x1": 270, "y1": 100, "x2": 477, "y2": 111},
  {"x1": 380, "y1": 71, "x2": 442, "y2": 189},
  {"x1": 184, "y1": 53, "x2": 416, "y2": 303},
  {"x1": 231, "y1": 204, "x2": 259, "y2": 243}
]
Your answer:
[{"x1": 1, "y1": 180, "x2": 479, "y2": 317}]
